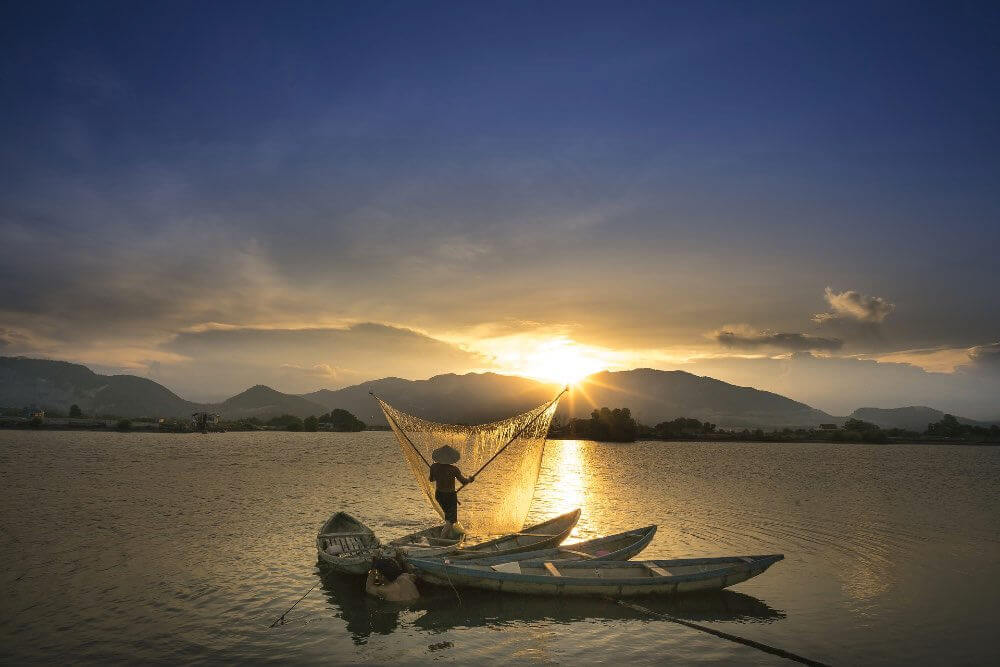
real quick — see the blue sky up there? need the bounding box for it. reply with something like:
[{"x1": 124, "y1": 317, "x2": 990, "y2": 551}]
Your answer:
[{"x1": 1, "y1": 1, "x2": 998, "y2": 415}]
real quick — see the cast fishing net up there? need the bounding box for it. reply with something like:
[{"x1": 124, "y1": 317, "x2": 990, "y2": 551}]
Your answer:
[{"x1": 373, "y1": 392, "x2": 564, "y2": 537}]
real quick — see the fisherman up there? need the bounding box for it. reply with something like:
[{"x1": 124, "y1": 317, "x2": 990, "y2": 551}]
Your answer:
[
  {"x1": 365, "y1": 553, "x2": 419, "y2": 603},
  {"x1": 430, "y1": 444, "x2": 474, "y2": 537}
]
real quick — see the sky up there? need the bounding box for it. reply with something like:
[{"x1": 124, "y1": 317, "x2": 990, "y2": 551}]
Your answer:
[{"x1": 1, "y1": 1, "x2": 998, "y2": 417}]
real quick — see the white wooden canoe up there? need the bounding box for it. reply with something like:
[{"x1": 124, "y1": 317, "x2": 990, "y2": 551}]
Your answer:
[
  {"x1": 446, "y1": 525, "x2": 656, "y2": 566},
  {"x1": 408, "y1": 554, "x2": 784, "y2": 597},
  {"x1": 388, "y1": 525, "x2": 464, "y2": 557},
  {"x1": 448, "y1": 508, "x2": 581, "y2": 560},
  {"x1": 315, "y1": 511, "x2": 380, "y2": 575}
]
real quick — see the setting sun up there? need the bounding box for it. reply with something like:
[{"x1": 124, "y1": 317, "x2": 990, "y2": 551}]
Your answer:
[
  {"x1": 527, "y1": 339, "x2": 608, "y2": 384},
  {"x1": 476, "y1": 335, "x2": 619, "y2": 385}
]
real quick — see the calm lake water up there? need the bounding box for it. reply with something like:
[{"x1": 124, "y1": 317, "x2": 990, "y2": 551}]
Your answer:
[{"x1": 1, "y1": 431, "x2": 998, "y2": 665}]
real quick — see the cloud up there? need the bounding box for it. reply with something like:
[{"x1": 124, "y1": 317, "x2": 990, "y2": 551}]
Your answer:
[
  {"x1": 152, "y1": 322, "x2": 488, "y2": 399},
  {"x1": 681, "y1": 352, "x2": 1000, "y2": 420},
  {"x1": 0, "y1": 327, "x2": 43, "y2": 354},
  {"x1": 864, "y1": 346, "x2": 973, "y2": 373},
  {"x1": 712, "y1": 325, "x2": 843, "y2": 352},
  {"x1": 813, "y1": 287, "x2": 895, "y2": 323},
  {"x1": 279, "y1": 363, "x2": 343, "y2": 379},
  {"x1": 967, "y1": 342, "x2": 1000, "y2": 370}
]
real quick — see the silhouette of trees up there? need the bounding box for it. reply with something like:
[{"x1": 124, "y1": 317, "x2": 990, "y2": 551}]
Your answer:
[
  {"x1": 835, "y1": 418, "x2": 888, "y2": 443},
  {"x1": 843, "y1": 418, "x2": 878, "y2": 432},
  {"x1": 653, "y1": 417, "x2": 717, "y2": 438},
  {"x1": 549, "y1": 407, "x2": 637, "y2": 442},
  {"x1": 926, "y1": 414, "x2": 999, "y2": 441},
  {"x1": 69, "y1": 404, "x2": 83, "y2": 418},
  {"x1": 926, "y1": 414, "x2": 963, "y2": 437},
  {"x1": 318, "y1": 408, "x2": 366, "y2": 432},
  {"x1": 267, "y1": 414, "x2": 303, "y2": 431}
]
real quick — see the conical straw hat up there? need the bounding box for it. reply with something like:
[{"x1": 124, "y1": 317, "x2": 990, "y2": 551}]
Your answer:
[{"x1": 431, "y1": 445, "x2": 461, "y2": 464}]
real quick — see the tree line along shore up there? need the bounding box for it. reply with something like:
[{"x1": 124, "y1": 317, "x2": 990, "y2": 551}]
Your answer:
[
  {"x1": 3, "y1": 403, "x2": 998, "y2": 445},
  {"x1": 0, "y1": 405, "x2": 369, "y2": 433},
  {"x1": 549, "y1": 407, "x2": 1000, "y2": 445}
]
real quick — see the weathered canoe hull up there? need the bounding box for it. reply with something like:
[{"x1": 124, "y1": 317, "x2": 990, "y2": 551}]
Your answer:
[
  {"x1": 315, "y1": 511, "x2": 379, "y2": 575},
  {"x1": 409, "y1": 554, "x2": 784, "y2": 597},
  {"x1": 388, "y1": 525, "x2": 464, "y2": 558},
  {"x1": 397, "y1": 543, "x2": 461, "y2": 558},
  {"x1": 449, "y1": 525, "x2": 657, "y2": 566},
  {"x1": 449, "y1": 508, "x2": 581, "y2": 560},
  {"x1": 316, "y1": 551, "x2": 374, "y2": 575}
]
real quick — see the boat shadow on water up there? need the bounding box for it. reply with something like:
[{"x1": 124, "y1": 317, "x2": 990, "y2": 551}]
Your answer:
[
  {"x1": 317, "y1": 568, "x2": 402, "y2": 643},
  {"x1": 411, "y1": 587, "x2": 786, "y2": 631},
  {"x1": 316, "y1": 563, "x2": 785, "y2": 644}
]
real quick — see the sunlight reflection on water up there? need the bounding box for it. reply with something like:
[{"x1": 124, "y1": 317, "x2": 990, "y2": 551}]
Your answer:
[{"x1": 539, "y1": 439, "x2": 587, "y2": 540}]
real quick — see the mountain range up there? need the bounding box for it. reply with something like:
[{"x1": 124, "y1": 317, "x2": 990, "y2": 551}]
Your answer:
[
  {"x1": 845, "y1": 406, "x2": 994, "y2": 432},
  {"x1": 2, "y1": 355, "x2": 994, "y2": 429}
]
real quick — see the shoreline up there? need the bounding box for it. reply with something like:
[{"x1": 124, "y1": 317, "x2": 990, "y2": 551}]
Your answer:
[{"x1": 2, "y1": 423, "x2": 995, "y2": 446}]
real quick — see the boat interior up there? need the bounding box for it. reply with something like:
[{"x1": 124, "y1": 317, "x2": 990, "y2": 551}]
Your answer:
[{"x1": 474, "y1": 558, "x2": 759, "y2": 578}]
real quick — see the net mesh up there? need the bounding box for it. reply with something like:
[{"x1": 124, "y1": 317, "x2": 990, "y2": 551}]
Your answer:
[{"x1": 375, "y1": 394, "x2": 562, "y2": 537}]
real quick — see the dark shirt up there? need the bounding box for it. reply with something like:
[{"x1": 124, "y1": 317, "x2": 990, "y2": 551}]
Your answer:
[{"x1": 429, "y1": 462, "x2": 470, "y2": 492}]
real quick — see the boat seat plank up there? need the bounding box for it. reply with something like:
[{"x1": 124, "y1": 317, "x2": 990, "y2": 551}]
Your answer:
[
  {"x1": 544, "y1": 562, "x2": 561, "y2": 577},
  {"x1": 558, "y1": 548, "x2": 596, "y2": 559},
  {"x1": 644, "y1": 564, "x2": 671, "y2": 577},
  {"x1": 491, "y1": 562, "x2": 521, "y2": 574}
]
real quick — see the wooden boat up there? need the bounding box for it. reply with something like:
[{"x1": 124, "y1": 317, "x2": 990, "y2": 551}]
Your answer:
[
  {"x1": 388, "y1": 525, "x2": 464, "y2": 557},
  {"x1": 448, "y1": 508, "x2": 581, "y2": 561},
  {"x1": 408, "y1": 553, "x2": 784, "y2": 597},
  {"x1": 447, "y1": 525, "x2": 656, "y2": 566},
  {"x1": 315, "y1": 511, "x2": 380, "y2": 575}
]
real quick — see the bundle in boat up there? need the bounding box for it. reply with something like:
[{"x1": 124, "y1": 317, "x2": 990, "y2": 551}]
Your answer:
[
  {"x1": 449, "y1": 508, "x2": 581, "y2": 560},
  {"x1": 408, "y1": 554, "x2": 785, "y2": 597},
  {"x1": 315, "y1": 511, "x2": 380, "y2": 575},
  {"x1": 445, "y1": 524, "x2": 656, "y2": 566}
]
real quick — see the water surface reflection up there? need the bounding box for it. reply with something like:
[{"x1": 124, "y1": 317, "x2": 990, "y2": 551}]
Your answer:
[
  {"x1": 317, "y1": 561, "x2": 785, "y2": 641},
  {"x1": 2, "y1": 432, "x2": 997, "y2": 664}
]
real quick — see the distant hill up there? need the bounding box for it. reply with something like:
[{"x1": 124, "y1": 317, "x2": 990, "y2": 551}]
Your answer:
[
  {"x1": 561, "y1": 369, "x2": 834, "y2": 428},
  {"x1": 213, "y1": 385, "x2": 326, "y2": 420},
  {"x1": 16, "y1": 356, "x2": 981, "y2": 430},
  {"x1": 0, "y1": 357, "x2": 330, "y2": 420},
  {"x1": 304, "y1": 373, "x2": 560, "y2": 425},
  {"x1": 0, "y1": 356, "x2": 198, "y2": 418},
  {"x1": 307, "y1": 368, "x2": 834, "y2": 428},
  {"x1": 848, "y1": 406, "x2": 995, "y2": 431}
]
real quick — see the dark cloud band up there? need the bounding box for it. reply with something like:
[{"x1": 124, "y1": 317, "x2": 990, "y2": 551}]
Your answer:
[{"x1": 715, "y1": 330, "x2": 844, "y2": 352}]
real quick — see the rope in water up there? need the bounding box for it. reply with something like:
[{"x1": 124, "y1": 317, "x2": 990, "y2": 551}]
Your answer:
[
  {"x1": 269, "y1": 581, "x2": 319, "y2": 628},
  {"x1": 610, "y1": 598, "x2": 830, "y2": 667}
]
